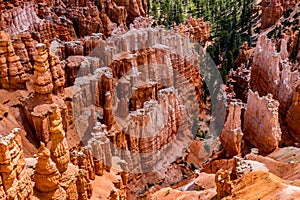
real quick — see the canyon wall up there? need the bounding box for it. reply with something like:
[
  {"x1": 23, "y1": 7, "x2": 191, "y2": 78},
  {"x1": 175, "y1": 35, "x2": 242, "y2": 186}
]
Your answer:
[{"x1": 261, "y1": 0, "x2": 300, "y2": 28}]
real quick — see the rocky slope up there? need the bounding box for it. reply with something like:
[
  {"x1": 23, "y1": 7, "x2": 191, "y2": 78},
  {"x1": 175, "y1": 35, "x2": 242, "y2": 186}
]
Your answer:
[{"x1": 0, "y1": 0, "x2": 299, "y2": 200}]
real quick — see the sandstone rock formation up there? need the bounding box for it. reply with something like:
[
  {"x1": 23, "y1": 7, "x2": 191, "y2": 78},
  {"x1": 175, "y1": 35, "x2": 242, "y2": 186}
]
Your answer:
[
  {"x1": 19, "y1": 33, "x2": 38, "y2": 66},
  {"x1": 49, "y1": 107, "x2": 79, "y2": 200},
  {"x1": 233, "y1": 42, "x2": 253, "y2": 69},
  {"x1": 243, "y1": 90, "x2": 281, "y2": 154},
  {"x1": 46, "y1": 41, "x2": 65, "y2": 97},
  {"x1": 69, "y1": 27, "x2": 205, "y2": 198},
  {"x1": 178, "y1": 17, "x2": 210, "y2": 45},
  {"x1": 0, "y1": 2, "x2": 40, "y2": 35},
  {"x1": 0, "y1": 128, "x2": 33, "y2": 200},
  {"x1": 33, "y1": 142, "x2": 67, "y2": 200},
  {"x1": 261, "y1": 0, "x2": 284, "y2": 29},
  {"x1": 244, "y1": 149, "x2": 300, "y2": 181},
  {"x1": 32, "y1": 43, "x2": 54, "y2": 102},
  {"x1": 50, "y1": 106, "x2": 70, "y2": 173},
  {"x1": 232, "y1": 156, "x2": 269, "y2": 178},
  {"x1": 0, "y1": 31, "x2": 28, "y2": 90},
  {"x1": 76, "y1": 168, "x2": 92, "y2": 200},
  {"x1": 150, "y1": 187, "x2": 216, "y2": 200},
  {"x1": 286, "y1": 81, "x2": 300, "y2": 142},
  {"x1": 225, "y1": 171, "x2": 300, "y2": 200},
  {"x1": 228, "y1": 64, "x2": 251, "y2": 102},
  {"x1": 250, "y1": 35, "x2": 299, "y2": 145},
  {"x1": 87, "y1": 122, "x2": 113, "y2": 175},
  {"x1": 21, "y1": 42, "x2": 67, "y2": 144},
  {"x1": 220, "y1": 100, "x2": 243, "y2": 158},
  {"x1": 215, "y1": 169, "x2": 233, "y2": 199},
  {"x1": 31, "y1": 19, "x2": 58, "y2": 43},
  {"x1": 113, "y1": 0, "x2": 147, "y2": 26},
  {"x1": 12, "y1": 35, "x2": 32, "y2": 72}
]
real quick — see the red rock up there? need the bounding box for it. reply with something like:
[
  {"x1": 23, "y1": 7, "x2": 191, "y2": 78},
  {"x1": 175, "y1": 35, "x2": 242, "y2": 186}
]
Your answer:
[
  {"x1": 115, "y1": 0, "x2": 146, "y2": 26},
  {"x1": 19, "y1": 33, "x2": 38, "y2": 66},
  {"x1": 33, "y1": 143, "x2": 67, "y2": 200},
  {"x1": 243, "y1": 90, "x2": 281, "y2": 154},
  {"x1": 224, "y1": 171, "x2": 300, "y2": 200},
  {"x1": 0, "y1": 31, "x2": 28, "y2": 90},
  {"x1": 31, "y1": 19, "x2": 58, "y2": 42},
  {"x1": 12, "y1": 35, "x2": 32, "y2": 72},
  {"x1": 0, "y1": 128, "x2": 33, "y2": 200},
  {"x1": 49, "y1": 106, "x2": 70, "y2": 173},
  {"x1": 215, "y1": 169, "x2": 233, "y2": 199},
  {"x1": 261, "y1": 0, "x2": 284, "y2": 29},
  {"x1": 286, "y1": 81, "x2": 300, "y2": 142},
  {"x1": 0, "y1": 2, "x2": 40, "y2": 35},
  {"x1": 178, "y1": 17, "x2": 210, "y2": 45},
  {"x1": 220, "y1": 100, "x2": 243, "y2": 158}
]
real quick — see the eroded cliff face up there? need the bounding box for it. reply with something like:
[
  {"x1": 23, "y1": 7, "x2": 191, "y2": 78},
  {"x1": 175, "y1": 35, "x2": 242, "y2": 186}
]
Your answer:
[
  {"x1": 69, "y1": 27, "x2": 206, "y2": 198},
  {"x1": 21, "y1": 42, "x2": 68, "y2": 145},
  {"x1": 286, "y1": 81, "x2": 300, "y2": 142},
  {"x1": 243, "y1": 90, "x2": 281, "y2": 154},
  {"x1": 178, "y1": 17, "x2": 210, "y2": 45},
  {"x1": 261, "y1": 0, "x2": 300, "y2": 28},
  {"x1": 249, "y1": 34, "x2": 300, "y2": 145},
  {"x1": 0, "y1": 2, "x2": 40, "y2": 35},
  {"x1": 220, "y1": 100, "x2": 243, "y2": 158},
  {"x1": 0, "y1": 128, "x2": 33, "y2": 200},
  {"x1": 0, "y1": 31, "x2": 29, "y2": 90},
  {"x1": 0, "y1": 0, "x2": 147, "y2": 41},
  {"x1": 0, "y1": 0, "x2": 299, "y2": 199}
]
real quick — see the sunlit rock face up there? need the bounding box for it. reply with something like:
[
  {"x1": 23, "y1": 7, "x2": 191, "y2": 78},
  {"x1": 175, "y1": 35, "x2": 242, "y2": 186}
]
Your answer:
[
  {"x1": 250, "y1": 35, "x2": 300, "y2": 144},
  {"x1": 0, "y1": 31, "x2": 28, "y2": 90},
  {"x1": 243, "y1": 90, "x2": 282, "y2": 154},
  {"x1": 21, "y1": 43, "x2": 67, "y2": 145},
  {"x1": 220, "y1": 100, "x2": 243, "y2": 158},
  {"x1": 69, "y1": 27, "x2": 208, "y2": 198},
  {"x1": 0, "y1": 2, "x2": 40, "y2": 35},
  {"x1": 0, "y1": 129, "x2": 33, "y2": 200}
]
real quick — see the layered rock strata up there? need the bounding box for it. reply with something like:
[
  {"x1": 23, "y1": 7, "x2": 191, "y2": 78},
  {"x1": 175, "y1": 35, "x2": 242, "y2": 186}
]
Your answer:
[
  {"x1": 250, "y1": 35, "x2": 299, "y2": 144},
  {"x1": 21, "y1": 43, "x2": 67, "y2": 144},
  {"x1": 71, "y1": 27, "x2": 207, "y2": 198},
  {"x1": 0, "y1": 31, "x2": 28, "y2": 90},
  {"x1": 243, "y1": 90, "x2": 281, "y2": 154},
  {"x1": 261, "y1": 0, "x2": 300, "y2": 29},
  {"x1": 178, "y1": 17, "x2": 210, "y2": 45},
  {"x1": 0, "y1": 2, "x2": 40, "y2": 35},
  {"x1": 12, "y1": 35, "x2": 32, "y2": 72},
  {"x1": 0, "y1": 128, "x2": 33, "y2": 200},
  {"x1": 220, "y1": 100, "x2": 243, "y2": 158},
  {"x1": 286, "y1": 81, "x2": 300, "y2": 142},
  {"x1": 33, "y1": 143, "x2": 67, "y2": 200}
]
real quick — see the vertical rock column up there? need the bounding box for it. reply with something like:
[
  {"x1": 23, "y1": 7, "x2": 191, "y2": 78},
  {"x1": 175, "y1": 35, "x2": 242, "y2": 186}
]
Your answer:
[
  {"x1": 46, "y1": 41, "x2": 65, "y2": 97},
  {"x1": 33, "y1": 143, "x2": 67, "y2": 200},
  {"x1": 103, "y1": 91, "x2": 115, "y2": 130},
  {"x1": 243, "y1": 90, "x2": 282, "y2": 154},
  {"x1": 286, "y1": 81, "x2": 300, "y2": 142},
  {"x1": 87, "y1": 122, "x2": 113, "y2": 175},
  {"x1": 32, "y1": 43, "x2": 54, "y2": 103},
  {"x1": 49, "y1": 106, "x2": 79, "y2": 200},
  {"x1": 220, "y1": 100, "x2": 244, "y2": 158},
  {"x1": 12, "y1": 36, "x2": 32, "y2": 72},
  {"x1": 0, "y1": 128, "x2": 33, "y2": 200},
  {"x1": 50, "y1": 106, "x2": 70, "y2": 173},
  {"x1": 0, "y1": 35, "x2": 10, "y2": 89},
  {"x1": 20, "y1": 33, "x2": 38, "y2": 66},
  {"x1": 0, "y1": 31, "x2": 28, "y2": 90}
]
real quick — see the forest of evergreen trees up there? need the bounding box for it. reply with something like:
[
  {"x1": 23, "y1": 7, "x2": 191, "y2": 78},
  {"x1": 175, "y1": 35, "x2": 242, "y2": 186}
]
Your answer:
[{"x1": 147, "y1": 0, "x2": 254, "y2": 81}]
